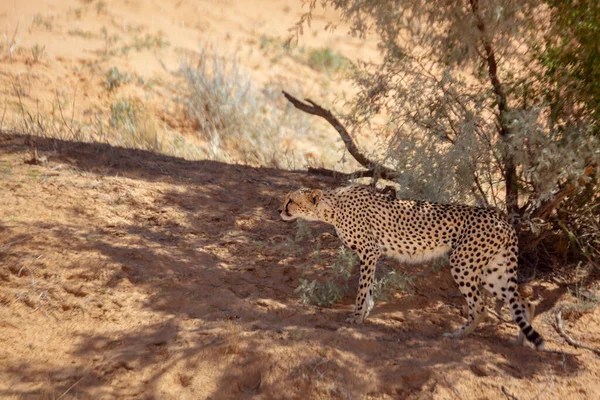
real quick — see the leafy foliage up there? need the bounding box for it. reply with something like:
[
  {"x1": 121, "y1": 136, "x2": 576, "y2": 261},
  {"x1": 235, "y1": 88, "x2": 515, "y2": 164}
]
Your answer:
[
  {"x1": 294, "y1": 0, "x2": 599, "y2": 264},
  {"x1": 542, "y1": 0, "x2": 600, "y2": 125}
]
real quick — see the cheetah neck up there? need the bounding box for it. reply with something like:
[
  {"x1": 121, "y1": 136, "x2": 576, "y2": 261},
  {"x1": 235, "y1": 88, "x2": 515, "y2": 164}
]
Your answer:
[{"x1": 314, "y1": 191, "x2": 337, "y2": 224}]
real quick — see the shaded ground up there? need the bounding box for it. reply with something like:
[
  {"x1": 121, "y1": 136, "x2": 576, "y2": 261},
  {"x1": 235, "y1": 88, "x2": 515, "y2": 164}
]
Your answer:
[{"x1": 0, "y1": 134, "x2": 599, "y2": 399}]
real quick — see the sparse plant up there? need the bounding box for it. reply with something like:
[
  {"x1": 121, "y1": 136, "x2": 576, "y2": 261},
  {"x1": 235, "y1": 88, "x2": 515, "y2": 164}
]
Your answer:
[
  {"x1": 562, "y1": 264, "x2": 600, "y2": 320},
  {"x1": 100, "y1": 26, "x2": 119, "y2": 56},
  {"x1": 109, "y1": 98, "x2": 161, "y2": 151},
  {"x1": 32, "y1": 14, "x2": 53, "y2": 31},
  {"x1": 30, "y1": 44, "x2": 45, "y2": 64},
  {"x1": 223, "y1": 320, "x2": 243, "y2": 355},
  {"x1": 129, "y1": 32, "x2": 169, "y2": 52},
  {"x1": 96, "y1": 0, "x2": 108, "y2": 15},
  {"x1": 105, "y1": 67, "x2": 131, "y2": 92},
  {"x1": 258, "y1": 34, "x2": 292, "y2": 63},
  {"x1": 68, "y1": 28, "x2": 95, "y2": 39},
  {"x1": 306, "y1": 48, "x2": 347, "y2": 73}
]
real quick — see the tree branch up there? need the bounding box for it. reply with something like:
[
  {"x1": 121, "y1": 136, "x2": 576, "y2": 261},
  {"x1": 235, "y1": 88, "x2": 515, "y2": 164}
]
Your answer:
[
  {"x1": 282, "y1": 91, "x2": 399, "y2": 181},
  {"x1": 469, "y1": 0, "x2": 518, "y2": 217},
  {"x1": 307, "y1": 167, "x2": 375, "y2": 179}
]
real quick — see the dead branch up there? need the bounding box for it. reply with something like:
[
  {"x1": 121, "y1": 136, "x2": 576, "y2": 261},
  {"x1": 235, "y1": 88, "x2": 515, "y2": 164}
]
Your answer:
[
  {"x1": 307, "y1": 167, "x2": 375, "y2": 179},
  {"x1": 532, "y1": 164, "x2": 597, "y2": 221},
  {"x1": 555, "y1": 310, "x2": 600, "y2": 356},
  {"x1": 282, "y1": 91, "x2": 399, "y2": 182}
]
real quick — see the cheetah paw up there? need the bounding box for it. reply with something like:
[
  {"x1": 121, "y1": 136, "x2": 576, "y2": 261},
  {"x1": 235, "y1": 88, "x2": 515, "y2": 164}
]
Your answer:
[
  {"x1": 509, "y1": 333, "x2": 526, "y2": 347},
  {"x1": 442, "y1": 331, "x2": 461, "y2": 339},
  {"x1": 345, "y1": 314, "x2": 364, "y2": 324}
]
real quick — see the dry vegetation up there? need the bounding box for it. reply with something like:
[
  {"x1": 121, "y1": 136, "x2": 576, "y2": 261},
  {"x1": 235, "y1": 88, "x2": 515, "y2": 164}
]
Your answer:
[{"x1": 1, "y1": 0, "x2": 599, "y2": 399}]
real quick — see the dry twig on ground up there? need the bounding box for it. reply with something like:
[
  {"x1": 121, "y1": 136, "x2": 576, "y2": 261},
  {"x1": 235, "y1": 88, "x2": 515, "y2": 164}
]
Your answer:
[{"x1": 555, "y1": 310, "x2": 600, "y2": 356}]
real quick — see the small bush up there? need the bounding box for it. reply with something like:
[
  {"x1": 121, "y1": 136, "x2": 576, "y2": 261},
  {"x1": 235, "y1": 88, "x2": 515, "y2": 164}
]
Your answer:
[
  {"x1": 294, "y1": 219, "x2": 313, "y2": 243},
  {"x1": 296, "y1": 246, "x2": 357, "y2": 307},
  {"x1": 178, "y1": 46, "x2": 282, "y2": 165},
  {"x1": 296, "y1": 243, "x2": 415, "y2": 307},
  {"x1": 296, "y1": 278, "x2": 347, "y2": 307}
]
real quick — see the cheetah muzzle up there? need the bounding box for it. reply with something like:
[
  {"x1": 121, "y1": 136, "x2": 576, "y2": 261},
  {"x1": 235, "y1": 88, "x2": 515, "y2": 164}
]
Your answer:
[{"x1": 279, "y1": 185, "x2": 545, "y2": 350}]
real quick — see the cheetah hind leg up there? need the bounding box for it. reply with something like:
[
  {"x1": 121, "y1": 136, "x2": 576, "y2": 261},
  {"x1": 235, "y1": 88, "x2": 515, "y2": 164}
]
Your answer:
[
  {"x1": 364, "y1": 288, "x2": 375, "y2": 319},
  {"x1": 443, "y1": 308, "x2": 488, "y2": 339},
  {"x1": 345, "y1": 288, "x2": 375, "y2": 324}
]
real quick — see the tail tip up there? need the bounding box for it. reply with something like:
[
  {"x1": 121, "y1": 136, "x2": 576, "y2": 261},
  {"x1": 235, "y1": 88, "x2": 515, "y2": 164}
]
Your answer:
[
  {"x1": 534, "y1": 338, "x2": 545, "y2": 350},
  {"x1": 526, "y1": 329, "x2": 545, "y2": 350}
]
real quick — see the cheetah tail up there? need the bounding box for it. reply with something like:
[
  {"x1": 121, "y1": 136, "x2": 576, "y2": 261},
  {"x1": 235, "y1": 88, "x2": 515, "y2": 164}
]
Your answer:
[{"x1": 512, "y1": 297, "x2": 545, "y2": 350}]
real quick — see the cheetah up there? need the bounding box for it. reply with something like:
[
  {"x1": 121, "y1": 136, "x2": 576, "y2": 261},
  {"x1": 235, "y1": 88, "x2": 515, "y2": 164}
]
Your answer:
[{"x1": 279, "y1": 185, "x2": 544, "y2": 349}]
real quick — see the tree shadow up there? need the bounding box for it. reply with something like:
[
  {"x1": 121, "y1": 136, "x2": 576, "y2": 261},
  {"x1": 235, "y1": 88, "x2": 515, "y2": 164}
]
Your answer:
[{"x1": 0, "y1": 134, "x2": 588, "y2": 399}]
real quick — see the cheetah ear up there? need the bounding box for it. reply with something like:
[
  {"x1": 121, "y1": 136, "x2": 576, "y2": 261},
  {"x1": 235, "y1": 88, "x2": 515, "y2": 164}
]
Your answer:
[{"x1": 310, "y1": 189, "x2": 323, "y2": 205}]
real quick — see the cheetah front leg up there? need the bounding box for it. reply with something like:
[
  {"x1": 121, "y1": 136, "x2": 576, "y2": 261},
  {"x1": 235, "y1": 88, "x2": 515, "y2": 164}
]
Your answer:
[{"x1": 346, "y1": 245, "x2": 381, "y2": 324}]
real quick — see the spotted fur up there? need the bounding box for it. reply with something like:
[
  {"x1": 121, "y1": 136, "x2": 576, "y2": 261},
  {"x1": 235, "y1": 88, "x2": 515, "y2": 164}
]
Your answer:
[{"x1": 279, "y1": 185, "x2": 544, "y2": 349}]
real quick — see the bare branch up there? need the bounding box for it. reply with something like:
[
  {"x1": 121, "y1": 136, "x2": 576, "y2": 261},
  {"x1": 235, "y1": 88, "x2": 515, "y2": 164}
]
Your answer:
[{"x1": 282, "y1": 91, "x2": 399, "y2": 181}]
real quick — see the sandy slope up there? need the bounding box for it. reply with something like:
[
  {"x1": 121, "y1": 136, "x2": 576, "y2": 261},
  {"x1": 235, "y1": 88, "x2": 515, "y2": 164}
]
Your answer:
[
  {"x1": 1, "y1": 134, "x2": 600, "y2": 399},
  {"x1": 0, "y1": 0, "x2": 379, "y2": 168}
]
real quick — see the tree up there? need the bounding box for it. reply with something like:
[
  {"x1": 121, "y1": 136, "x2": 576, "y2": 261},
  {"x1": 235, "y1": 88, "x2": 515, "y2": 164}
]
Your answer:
[{"x1": 289, "y1": 0, "x2": 598, "y2": 259}]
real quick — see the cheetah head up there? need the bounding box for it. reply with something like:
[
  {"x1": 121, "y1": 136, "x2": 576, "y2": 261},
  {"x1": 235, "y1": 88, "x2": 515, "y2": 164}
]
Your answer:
[{"x1": 279, "y1": 188, "x2": 323, "y2": 222}]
